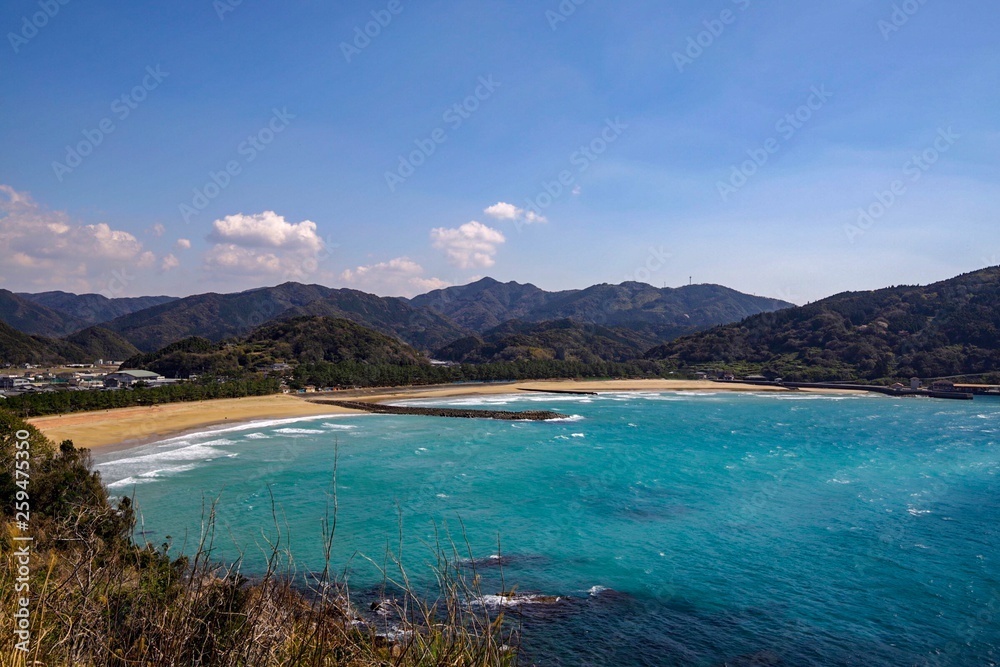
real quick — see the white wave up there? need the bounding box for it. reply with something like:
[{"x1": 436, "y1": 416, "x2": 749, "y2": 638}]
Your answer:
[
  {"x1": 244, "y1": 433, "x2": 270, "y2": 440},
  {"x1": 142, "y1": 414, "x2": 362, "y2": 447},
  {"x1": 106, "y1": 463, "x2": 198, "y2": 488},
  {"x1": 195, "y1": 438, "x2": 237, "y2": 447},
  {"x1": 274, "y1": 428, "x2": 325, "y2": 435},
  {"x1": 473, "y1": 593, "x2": 562, "y2": 607},
  {"x1": 322, "y1": 423, "x2": 358, "y2": 430},
  {"x1": 101, "y1": 442, "x2": 229, "y2": 467},
  {"x1": 549, "y1": 414, "x2": 584, "y2": 423},
  {"x1": 588, "y1": 585, "x2": 609, "y2": 596},
  {"x1": 570, "y1": 433, "x2": 586, "y2": 438},
  {"x1": 107, "y1": 476, "x2": 154, "y2": 489}
]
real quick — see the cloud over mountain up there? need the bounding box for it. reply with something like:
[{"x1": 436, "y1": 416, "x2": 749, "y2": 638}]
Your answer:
[{"x1": 431, "y1": 221, "x2": 505, "y2": 269}]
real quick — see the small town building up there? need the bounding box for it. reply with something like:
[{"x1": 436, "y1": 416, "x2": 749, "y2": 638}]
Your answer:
[
  {"x1": 103, "y1": 370, "x2": 165, "y2": 388},
  {"x1": 0, "y1": 377, "x2": 31, "y2": 390}
]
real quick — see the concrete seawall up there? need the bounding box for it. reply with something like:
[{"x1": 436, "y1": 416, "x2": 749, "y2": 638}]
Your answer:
[{"x1": 307, "y1": 399, "x2": 566, "y2": 421}]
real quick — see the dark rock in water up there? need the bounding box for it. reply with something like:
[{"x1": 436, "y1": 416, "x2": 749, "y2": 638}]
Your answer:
[
  {"x1": 460, "y1": 553, "x2": 548, "y2": 569},
  {"x1": 586, "y1": 586, "x2": 633, "y2": 603}
]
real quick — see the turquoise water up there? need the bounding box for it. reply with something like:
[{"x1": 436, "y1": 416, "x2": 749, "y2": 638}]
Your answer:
[{"x1": 94, "y1": 391, "x2": 1000, "y2": 665}]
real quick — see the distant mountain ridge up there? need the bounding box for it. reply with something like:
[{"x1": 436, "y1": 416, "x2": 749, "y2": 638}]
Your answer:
[
  {"x1": 646, "y1": 266, "x2": 1000, "y2": 381},
  {"x1": 96, "y1": 283, "x2": 469, "y2": 353},
  {"x1": 17, "y1": 291, "x2": 176, "y2": 329},
  {"x1": 410, "y1": 278, "x2": 793, "y2": 339},
  {"x1": 3, "y1": 278, "x2": 792, "y2": 361},
  {"x1": 0, "y1": 290, "x2": 89, "y2": 337}
]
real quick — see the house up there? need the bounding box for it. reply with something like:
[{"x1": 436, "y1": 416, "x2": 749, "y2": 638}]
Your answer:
[
  {"x1": 930, "y1": 381, "x2": 956, "y2": 392},
  {"x1": 0, "y1": 377, "x2": 31, "y2": 390},
  {"x1": 103, "y1": 370, "x2": 165, "y2": 388}
]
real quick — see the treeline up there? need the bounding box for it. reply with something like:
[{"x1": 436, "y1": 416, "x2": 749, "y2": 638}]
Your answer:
[
  {"x1": 292, "y1": 358, "x2": 675, "y2": 389},
  {"x1": 2, "y1": 377, "x2": 281, "y2": 418}
]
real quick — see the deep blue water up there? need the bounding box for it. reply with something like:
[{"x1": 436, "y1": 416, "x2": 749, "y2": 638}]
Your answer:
[{"x1": 94, "y1": 391, "x2": 1000, "y2": 666}]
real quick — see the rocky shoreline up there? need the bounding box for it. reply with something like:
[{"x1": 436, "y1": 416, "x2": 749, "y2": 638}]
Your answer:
[{"x1": 307, "y1": 399, "x2": 565, "y2": 421}]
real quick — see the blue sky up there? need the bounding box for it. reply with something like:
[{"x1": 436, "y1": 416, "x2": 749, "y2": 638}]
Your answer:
[{"x1": 1, "y1": 0, "x2": 997, "y2": 302}]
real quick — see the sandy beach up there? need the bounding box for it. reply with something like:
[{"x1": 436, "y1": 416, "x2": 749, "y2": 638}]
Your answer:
[{"x1": 28, "y1": 379, "x2": 827, "y2": 452}]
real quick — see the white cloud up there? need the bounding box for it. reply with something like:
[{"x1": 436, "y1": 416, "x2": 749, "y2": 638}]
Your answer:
[
  {"x1": 208, "y1": 211, "x2": 323, "y2": 252},
  {"x1": 203, "y1": 211, "x2": 325, "y2": 282},
  {"x1": 0, "y1": 184, "x2": 156, "y2": 292},
  {"x1": 161, "y1": 253, "x2": 180, "y2": 271},
  {"x1": 431, "y1": 221, "x2": 505, "y2": 269},
  {"x1": 484, "y1": 201, "x2": 547, "y2": 224},
  {"x1": 175, "y1": 238, "x2": 192, "y2": 250},
  {"x1": 149, "y1": 223, "x2": 166, "y2": 237},
  {"x1": 340, "y1": 257, "x2": 450, "y2": 297}
]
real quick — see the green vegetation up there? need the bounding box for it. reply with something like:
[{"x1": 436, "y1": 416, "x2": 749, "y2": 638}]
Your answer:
[
  {"x1": 2, "y1": 377, "x2": 281, "y2": 418},
  {"x1": 292, "y1": 359, "x2": 675, "y2": 389},
  {"x1": 0, "y1": 412, "x2": 516, "y2": 665},
  {"x1": 648, "y1": 266, "x2": 1000, "y2": 381},
  {"x1": 0, "y1": 319, "x2": 85, "y2": 366},
  {"x1": 123, "y1": 317, "x2": 427, "y2": 379},
  {"x1": 435, "y1": 319, "x2": 657, "y2": 364},
  {"x1": 64, "y1": 326, "x2": 141, "y2": 361}
]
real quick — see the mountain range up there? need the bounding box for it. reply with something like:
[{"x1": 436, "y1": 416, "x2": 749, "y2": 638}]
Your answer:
[
  {"x1": 647, "y1": 266, "x2": 1000, "y2": 381},
  {"x1": 3, "y1": 267, "x2": 999, "y2": 382},
  {"x1": 0, "y1": 279, "x2": 792, "y2": 365}
]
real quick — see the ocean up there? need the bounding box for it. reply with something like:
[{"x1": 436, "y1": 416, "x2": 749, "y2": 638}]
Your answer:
[{"x1": 93, "y1": 391, "x2": 1000, "y2": 666}]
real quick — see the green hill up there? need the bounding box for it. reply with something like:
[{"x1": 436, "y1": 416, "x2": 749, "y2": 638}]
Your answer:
[
  {"x1": 64, "y1": 326, "x2": 141, "y2": 362},
  {"x1": 0, "y1": 321, "x2": 85, "y2": 366},
  {"x1": 122, "y1": 316, "x2": 427, "y2": 378},
  {"x1": 435, "y1": 319, "x2": 655, "y2": 364},
  {"x1": 646, "y1": 266, "x2": 1000, "y2": 381},
  {"x1": 274, "y1": 290, "x2": 469, "y2": 352}
]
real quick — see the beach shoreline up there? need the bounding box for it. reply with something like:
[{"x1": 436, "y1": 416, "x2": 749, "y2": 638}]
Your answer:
[{"x1": 28, "y1": 379, "x2": 858, "y2": 452}]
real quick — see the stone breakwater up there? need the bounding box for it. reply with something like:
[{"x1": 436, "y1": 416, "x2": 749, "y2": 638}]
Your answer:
[{"x1": 308, "y1": 399, "x2": 565, "y2": 421}]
